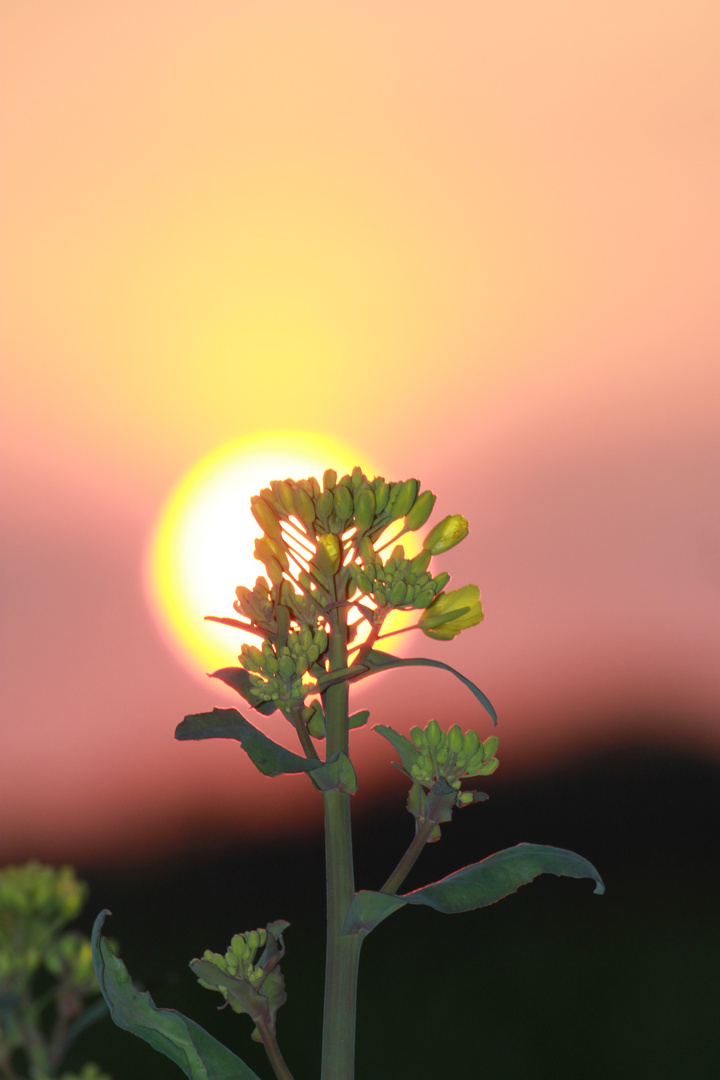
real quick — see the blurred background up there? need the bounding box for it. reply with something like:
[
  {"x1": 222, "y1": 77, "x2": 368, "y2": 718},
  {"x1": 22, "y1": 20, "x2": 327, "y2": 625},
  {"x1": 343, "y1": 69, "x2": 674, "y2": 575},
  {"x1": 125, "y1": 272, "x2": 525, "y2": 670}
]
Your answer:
[{"x1": 1, "y1": 2, "x2": 718, "y2": 1076}]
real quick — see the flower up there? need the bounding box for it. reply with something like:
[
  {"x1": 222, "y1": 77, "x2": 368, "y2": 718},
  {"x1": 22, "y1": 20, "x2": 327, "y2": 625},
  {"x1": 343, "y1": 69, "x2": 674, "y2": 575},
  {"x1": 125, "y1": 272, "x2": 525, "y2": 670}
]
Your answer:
[{"x1": 418, "y1": 584, "x2": 483, "y2": 639}]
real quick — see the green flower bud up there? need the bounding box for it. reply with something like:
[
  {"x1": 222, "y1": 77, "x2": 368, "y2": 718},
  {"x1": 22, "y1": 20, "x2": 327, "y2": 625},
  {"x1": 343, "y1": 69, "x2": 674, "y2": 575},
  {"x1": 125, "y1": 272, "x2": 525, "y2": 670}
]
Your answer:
[
  {"x1": 448, "y1": 725, "x2": 464, "y2": 754},
  {"x1": 271, "y1": 479, "x2": 296, "y2": 517},
  {"x1": 351, "y1": 466, "x2": 366, "y2": 490},
  {"x1": 353, "y1": 487, "x2": 376, "y2": 531},
  {"x1": 353, "y1": 570, "x2": 374, "y2": 594},
  {"x1": 389, "y1": 478, "x2": 419, "y2": 519},
  {"x1": 474, "y1": 758, "x2": 500, "y2": 776},
  {"x1": 463, "y1": 729, "x2": 480, "y2": 757},
  {"x1": 316, "y1": 488, "x2": 334, "y2": 524},
  {"x1": 410, "y1": 550, "x2": 432, "y2": 574},
  {"x1": 404, "y1": 489, "x2": 437, "y2": 531},
  {"x1": 323, "y1": 468, "x2": 337, "y2": 490},
  {"x1": 410, "y1": 726, "x2": 424, "y2": 746},
  {"x1": 333, "y1": 484, "x2": 354, "y2": 525},
  {"x1": 373, "y1": 478, "x2": 390, "y2": 513},
  {"x1": 457, "y1": 791, "x2": 474, "y2": 806},
  {"x1": 293, "y1": 486, "x2": 316, "y2": 527},
  {"x1": 419, "y1": 585, "x2": 484, "y2": 640},
  {"x1": 423, "y1": 514, "x2": 469, "y2": 555},
  {"x1": 294, "y1": 654, "x2": 309, "y2": 677},
  {"x1": 432, "y1": 571, "x2": 450, "y2": 593},
  {"x1": 278, "y1": 654, "x2": 296, "y2": 678},
  {"x1": 482, "y1": 735, "x2": 499, "y2": 759},
  {"x1": 250, "y1": 496, "x2": 282, "y2": 540},
  {"x1": 241, "y1": 644, "x2": 264, "y2": 673},
  {"x1": 389, "y1": 580, "x2": 407, "y2": 605},
  {"x1": 425, "y1": 719, "x2": 442, "y2": 747}
]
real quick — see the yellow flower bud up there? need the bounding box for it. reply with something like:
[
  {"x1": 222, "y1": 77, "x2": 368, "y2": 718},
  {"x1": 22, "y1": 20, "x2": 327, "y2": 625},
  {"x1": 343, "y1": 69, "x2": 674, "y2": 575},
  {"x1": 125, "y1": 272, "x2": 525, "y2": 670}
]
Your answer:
[{"x1": 423, "y1": 514, "x2": 469, "y2": 555}]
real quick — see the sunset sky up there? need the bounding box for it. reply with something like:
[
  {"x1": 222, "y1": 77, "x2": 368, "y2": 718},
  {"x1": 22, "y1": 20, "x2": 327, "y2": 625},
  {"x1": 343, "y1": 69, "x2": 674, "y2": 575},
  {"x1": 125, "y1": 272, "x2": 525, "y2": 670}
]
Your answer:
[{"x1": 2, "y1": 1, "x2": 718, "y2": 864}]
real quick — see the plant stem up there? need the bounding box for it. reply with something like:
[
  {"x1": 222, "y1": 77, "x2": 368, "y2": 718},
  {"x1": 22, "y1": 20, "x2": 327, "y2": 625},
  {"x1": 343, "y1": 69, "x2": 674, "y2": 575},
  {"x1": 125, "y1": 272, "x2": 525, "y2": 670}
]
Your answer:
[
  {"x1": 255, "y1": 1017, "x2": 296, "y2": 1080},
  {"x1": 379, "y1": 817, "x2": 437, "y2": 895},
  {"x1": 320, "y1": 603, "x2": 362, "y2": 1080}
]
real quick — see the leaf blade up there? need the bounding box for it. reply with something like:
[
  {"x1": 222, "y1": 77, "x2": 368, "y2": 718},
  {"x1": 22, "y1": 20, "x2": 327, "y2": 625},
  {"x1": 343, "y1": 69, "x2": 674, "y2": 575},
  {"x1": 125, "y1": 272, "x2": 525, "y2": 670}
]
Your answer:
[
  {"x1": 404, "y1": 843, "x2": 604, "y2": 914},
  {"x1": 175, "y1": 708, "x2": 320, "y2": 777},
  {"x1": 357, "y1": 650, "x2": 498, "y2": 726}
]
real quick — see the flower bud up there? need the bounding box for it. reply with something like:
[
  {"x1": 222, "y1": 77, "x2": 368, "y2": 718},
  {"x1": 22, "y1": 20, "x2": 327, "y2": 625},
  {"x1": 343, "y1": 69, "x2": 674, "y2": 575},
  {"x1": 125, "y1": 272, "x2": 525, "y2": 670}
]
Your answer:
[
  {"x1": 333, "y1": 484, "x2": 354, "y2": 524},
  {"x1": 353, "y1": 487, "x2": 376, "y2": 531},
  {"x1": 404, "y1": 490, "x2": 437, "y2": 531},
  {"x1": 389, "y1": 478, "x2": 419, "y2": 519},
  {"x1": 425, "y1": 719, "x2": 442, "y2": 747},
  {"x1": 318, "y1": 533, "x2": 342, "y2": 573},
  {"x1": 373, "y1": 479, "x2": 390, "y2": 513},
  {"x1": 423, "y1": 514, "x2": 469, "y2": 555},
  {"x1": 447, "y1": 725, "x2": 464, "y2": 754},
  {"x1": 292, "y1": 486, "x2": 316, "y2": 528},
  {"x1": 250, "y1": 496, "x2": 282, "y2": 540},
  {"x1": 323, "y1": 468, "x2": 337, "y2": 490}
]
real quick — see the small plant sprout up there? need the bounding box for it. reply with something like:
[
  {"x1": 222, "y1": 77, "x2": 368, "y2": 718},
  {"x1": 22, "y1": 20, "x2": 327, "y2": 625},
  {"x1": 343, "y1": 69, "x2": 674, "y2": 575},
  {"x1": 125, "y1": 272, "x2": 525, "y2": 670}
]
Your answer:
[{"x1": 91, "y1": 468, "x2": 604, "y2": 1080}]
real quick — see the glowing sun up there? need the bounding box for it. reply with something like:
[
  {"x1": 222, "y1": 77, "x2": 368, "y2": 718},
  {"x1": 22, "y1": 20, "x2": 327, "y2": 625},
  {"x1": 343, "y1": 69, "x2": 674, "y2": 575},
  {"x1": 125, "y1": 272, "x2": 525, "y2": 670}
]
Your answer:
[{"x1": 146, "y1": 430, "x2": 382, "y2": 678}]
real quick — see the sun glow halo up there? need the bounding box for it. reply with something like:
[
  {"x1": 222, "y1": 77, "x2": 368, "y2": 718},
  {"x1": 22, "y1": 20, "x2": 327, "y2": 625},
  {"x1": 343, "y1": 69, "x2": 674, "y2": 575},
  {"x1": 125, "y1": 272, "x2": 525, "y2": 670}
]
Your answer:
[{"x1": 146, "y1": 431, "x2": 415, "y2": 681}]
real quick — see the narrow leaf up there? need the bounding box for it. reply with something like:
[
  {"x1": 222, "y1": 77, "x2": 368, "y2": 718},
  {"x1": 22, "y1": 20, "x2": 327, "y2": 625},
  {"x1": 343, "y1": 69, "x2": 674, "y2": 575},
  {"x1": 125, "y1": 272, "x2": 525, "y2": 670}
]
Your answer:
[
  {"x1": 353, "y1": 650, "x2": 497, "y2": 726},
  {"x1": 91, "y1": 911, "x2": 262, "y2": 1080},
  {"x1": 402, "y1": 843, "x2": 604, "y2": 913},
  {"x1": 175, "y1": 708, "x2": 320, "y2": 777},
  {"x1": 343, "y1": 843, "x2": 603, "y2": 935}
]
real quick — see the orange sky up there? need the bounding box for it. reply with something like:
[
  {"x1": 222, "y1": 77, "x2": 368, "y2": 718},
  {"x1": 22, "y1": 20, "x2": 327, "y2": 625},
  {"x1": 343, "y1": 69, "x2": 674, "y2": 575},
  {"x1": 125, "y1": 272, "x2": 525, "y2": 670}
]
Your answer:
[{"x1": 1, "y1": 1, "x2": 718, "y2": 863}]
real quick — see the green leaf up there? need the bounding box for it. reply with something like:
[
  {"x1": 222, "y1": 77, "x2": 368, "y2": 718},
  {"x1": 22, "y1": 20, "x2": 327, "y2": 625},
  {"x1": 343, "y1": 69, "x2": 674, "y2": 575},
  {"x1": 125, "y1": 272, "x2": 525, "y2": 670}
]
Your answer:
[
  {"x1": 349, "y1": 710, "x2": 370, "y2": 730},
  {"x1": 309, "y1": 751, "x2": 358, "y2": 794},
  {"x1": 372, "y1": 725, "x2": 417, "y2": 773},
  {"x1": 343, "y1": 843, "x2": 604, "y2": 935},
  {"x1": 91, "y1": 911, "x2": 262, "y2": 1080},
  {"x1": 346, "y1": 650, "x2": 497, "y2": 726},
  {"x1": 175, "y1": 708, "x2": 321, "y2": 777},
  {"x1": 210, "y1": 668, "x2": 277, "y2": 715}
]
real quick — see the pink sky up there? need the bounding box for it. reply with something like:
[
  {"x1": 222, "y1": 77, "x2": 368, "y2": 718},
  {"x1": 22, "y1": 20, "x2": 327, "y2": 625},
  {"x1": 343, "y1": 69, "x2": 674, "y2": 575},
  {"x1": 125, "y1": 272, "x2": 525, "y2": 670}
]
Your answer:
[{"x1": 1, "y1": 1, "x2": 718, "y2": 863}]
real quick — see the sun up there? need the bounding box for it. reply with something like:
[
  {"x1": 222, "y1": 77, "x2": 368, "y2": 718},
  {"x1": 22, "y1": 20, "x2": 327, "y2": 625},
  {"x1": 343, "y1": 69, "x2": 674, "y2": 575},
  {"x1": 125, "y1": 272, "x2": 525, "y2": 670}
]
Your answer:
[{"x1": 146, "y1": 430, "x2": 385, "y2": 678}]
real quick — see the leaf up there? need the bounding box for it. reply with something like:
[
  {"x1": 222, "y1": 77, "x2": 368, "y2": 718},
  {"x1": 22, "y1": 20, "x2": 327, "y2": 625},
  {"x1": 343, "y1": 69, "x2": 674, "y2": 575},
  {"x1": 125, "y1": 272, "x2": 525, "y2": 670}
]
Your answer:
[
  {"x1": 366, "y1": 651, "x2": 497, "y2": 725},
  {"x1": 309, "y1": 751, "x2": 358, "y2": 794},
  {"x1": 175, "y1": 708, "x2": 321, "y2": 777},
  {"x1": 343, "y1": 843, "x2": 604, "y2": 935},
  {"x1": 91, "y1": 911, "x2": 263, "y2": 1080},
  {"x1": 372, "y1": 725, "x2": 417, "y2": 773},
  {"x1": 349, "y1": 710, "x2": 370, "y2": 730},
  {"x1": 337, "y1": 650, "x2": 497, "y2": 726},
  {"x1": 210, "y1": 667, "x2": 277, "y2": 715}
]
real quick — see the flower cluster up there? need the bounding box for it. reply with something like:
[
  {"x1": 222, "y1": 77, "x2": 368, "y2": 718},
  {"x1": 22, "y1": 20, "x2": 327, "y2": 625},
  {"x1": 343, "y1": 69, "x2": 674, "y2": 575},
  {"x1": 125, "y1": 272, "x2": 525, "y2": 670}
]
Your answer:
[
  {"x1": 376, "y1": 719, "x2": 498, "y2": 800},
  {"x1": 350, "y1": 540, "x2": 449, "y2": 614},
  {"x1": 190, "y1": 921, "x2": 290, "y2": 1040},
  {"x1": 210, "y1": 468, "x2": 484, "y2": 746}
]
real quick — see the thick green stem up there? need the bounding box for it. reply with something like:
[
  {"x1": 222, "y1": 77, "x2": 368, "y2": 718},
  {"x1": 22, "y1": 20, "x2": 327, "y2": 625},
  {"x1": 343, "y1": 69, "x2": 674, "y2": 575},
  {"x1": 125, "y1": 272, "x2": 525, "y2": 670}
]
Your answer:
[
  {"x1": 320, "y1": 602, "x2": 362, "y2": 1080},
  {"x1": 380, "y1": 817, "x2": 437, "y2": 895}
]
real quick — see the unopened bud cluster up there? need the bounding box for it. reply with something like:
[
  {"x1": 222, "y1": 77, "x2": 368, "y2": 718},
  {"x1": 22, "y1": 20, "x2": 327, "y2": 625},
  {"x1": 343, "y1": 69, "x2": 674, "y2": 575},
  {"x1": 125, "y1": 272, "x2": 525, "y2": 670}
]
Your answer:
[
  {"x1": 408, "y1": 720, "x2": 499, "y2": 798},
  {"x1": 350, "y1": 541, "x2": 449, "y2": 612},
  {"x1": 197, "y1": 928, "x2": 269, "y2": 997},
  {"x1": 239, "y1": 626, "x2": 326, "y2": 706}
]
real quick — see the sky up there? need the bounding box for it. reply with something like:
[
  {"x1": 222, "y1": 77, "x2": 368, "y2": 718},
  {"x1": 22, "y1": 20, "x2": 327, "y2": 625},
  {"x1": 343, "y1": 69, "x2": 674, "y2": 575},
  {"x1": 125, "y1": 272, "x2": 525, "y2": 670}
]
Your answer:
[{"x1": 1, "y1": 0, "x2": 719, "y2": 864}]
